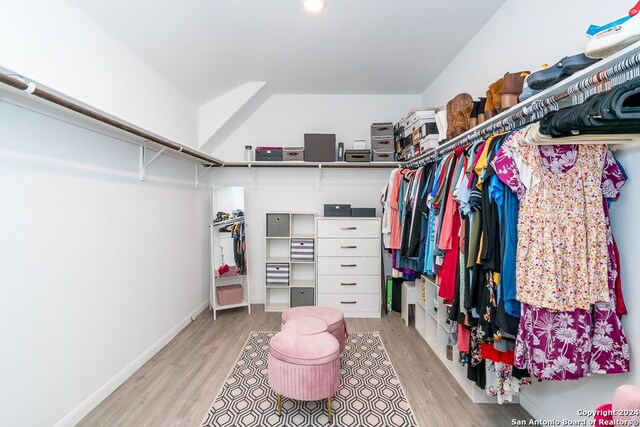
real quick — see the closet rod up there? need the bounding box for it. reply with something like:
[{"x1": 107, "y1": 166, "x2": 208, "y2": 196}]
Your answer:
[
  {"x1": 404, "y1": 41, "x2": 640, "y2": 168},
  {"x1": 0, "y1": 72, "x2": 224, "y2": 167},
  {"x1": 222, "y1": 162, "x2": 400, "y2": 168}
]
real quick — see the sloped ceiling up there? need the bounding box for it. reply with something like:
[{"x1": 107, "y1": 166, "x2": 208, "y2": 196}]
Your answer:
[{"x1": 67, "y1": 0, "x2": 505, "y2": 104}]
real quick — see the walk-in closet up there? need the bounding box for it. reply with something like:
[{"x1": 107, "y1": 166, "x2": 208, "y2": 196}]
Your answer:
[{"x1": 2, "y1": 1, "x2": 639, "y2": 426}]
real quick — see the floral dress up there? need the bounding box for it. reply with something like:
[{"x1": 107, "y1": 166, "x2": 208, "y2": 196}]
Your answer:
[
  {"x1": 516, "y1": 142, "x2": 609, "y2": 311},
  {"x1": 492, "y1": 128, "x2": 630, "y2": 381}
]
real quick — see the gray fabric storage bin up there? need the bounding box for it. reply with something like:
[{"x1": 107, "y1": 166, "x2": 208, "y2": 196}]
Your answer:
[
  {"x1": 371, "y1": 136, "x2": 394, "y2": 152},
  {"x1": 283, "y1": 147, "x2": 304, "y2": 161},
  {"x1": 372, "y1": 150, "x2": 394, "y2": 162},
  {"x1": 291, "y1": 287, "x2": 314, "y2": 307},
  {"x1": 370, "y1": 122, "x2": 394, "y2": 138},
  {"x1": 266, "y1": 263, "x2": 289, "y2": 286},
  {"x1": 291, "y1": 238, "x2": 314, "y2": 261},
  {"x1": 267, "y1": 214, "x2": 290, "y2": 237},
  {"x1": 345, "y1": 149, "x2": 371, "y2": 162},
  {"x1": 351, "y1": 208, "x2": 376, "y2": 217},
  {"x1": 304, "y1": 134, "x2": 336, "y2": 162},
  {"x1": 324, "y1": 204, "x2": 351, "y2": 217}
]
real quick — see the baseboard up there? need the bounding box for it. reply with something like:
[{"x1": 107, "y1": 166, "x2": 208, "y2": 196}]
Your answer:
[
  {"x1": 54, "y1": 300, "x2": 209, "y2": 427},
  {"x1": 518, "y1": 391, "x2": 546, "y2": 420}
]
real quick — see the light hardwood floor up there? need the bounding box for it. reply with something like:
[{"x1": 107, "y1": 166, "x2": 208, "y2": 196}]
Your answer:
[{"x1": 78, "y1": 305, "x2": 532, "y2": 427}]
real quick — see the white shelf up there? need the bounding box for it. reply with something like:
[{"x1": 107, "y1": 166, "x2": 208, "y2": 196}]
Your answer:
[
  {"x1": 215, "y1": 299, "x2": 249, "y2": 311},
  {"x1": 266, "y1": 257, "x2": 290, "y2": 263},
  {"x1": 265, "y1": 212, "x2": 316, "y2": 311},
  {"x1": 290, "y1": 280, "x2": 315, "y2": 288},
  {"x1": 415, "y1": 298, "x2": 426, "y2": 310},
  {"x1": 265, "y1": 302, "x2": 290, "y2": 312}
]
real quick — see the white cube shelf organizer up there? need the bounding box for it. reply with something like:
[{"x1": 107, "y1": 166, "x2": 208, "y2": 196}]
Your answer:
[
  {"x1": 264, "y1": 212, "x2": 317, "y2": 312},
  {"x1": 413, "y1": 275, "x2": 517, "y2": 404}
]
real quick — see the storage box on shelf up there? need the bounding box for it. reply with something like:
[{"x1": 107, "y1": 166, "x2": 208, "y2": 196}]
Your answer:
[
  {"x1": 415, "y1": 274, "x2": 513, "y2": 404},
  {"x1": 316, "y1": 217, "x2": 381, "y2": 318},
  {"x1": 395, "y1": 110, "x2": 438, "y2": 161},
  {"x1": 264, "y1": 212, "x2": 317, "y2": 312}
]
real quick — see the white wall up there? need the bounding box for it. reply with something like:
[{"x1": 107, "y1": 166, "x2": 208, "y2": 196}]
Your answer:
[
  {"x1": 421, "y1": 0, "x2": 624, "y2": 108},
  {"x1": 0, "y1": 0, "x2": 197, "y2": 147},
  {"x1": 0, "y1": 102, "x2": 210, "y2": 427},
  {"x1": 210, "y1": 167, "x2": 390, "y2": 302},
  {"x1": 418, "y1": 0, "x2": 639, "y2": 419},
  {"x1": 213, "y1": 94, "x2": 421, "y2": 160}
]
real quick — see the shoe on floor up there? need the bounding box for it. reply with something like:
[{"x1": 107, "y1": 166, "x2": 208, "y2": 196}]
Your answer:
[{"x1": 586, "y1": 3, "x2": 640, "y2": 58}]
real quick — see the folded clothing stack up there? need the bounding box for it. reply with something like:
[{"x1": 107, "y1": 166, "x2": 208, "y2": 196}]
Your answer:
[{"x1": 539, "y1": 76, "x2": 640, "y2": 138}]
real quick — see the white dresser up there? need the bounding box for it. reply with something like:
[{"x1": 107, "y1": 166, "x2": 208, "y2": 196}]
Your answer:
[{"x1": 316, "y1": 218, "x2": 381, "y2": 318}]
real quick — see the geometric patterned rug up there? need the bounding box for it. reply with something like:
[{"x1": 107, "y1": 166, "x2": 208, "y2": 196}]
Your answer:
[{"x1": 201, "y1": 331, "x2": 418, "y2": 427}]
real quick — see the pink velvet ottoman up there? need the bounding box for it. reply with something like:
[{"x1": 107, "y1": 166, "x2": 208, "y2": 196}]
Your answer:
[
  {"x1": 268, "y1": 317, "x2": 340, "y2": 422},
  {"x1": 282, "y1": 306, "x2": 347, "y2": 352}
]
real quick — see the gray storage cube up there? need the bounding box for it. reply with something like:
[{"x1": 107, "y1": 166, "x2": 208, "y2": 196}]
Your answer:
[
  {"x1": 283, "y1": 147, "x2": 304, "y2": 161},
  {"x1": 304, "y1": 134, "x2": 336, "y2": 162},
  {"x1": 291, "y1": 287, "x2": 315, "y2": 307},
  {"x1": 267, "y1": 214, "x2": 290, "y2": 237},
  {"x1": 371, "y1": 136, "x2": 395, "y2": 152},
  {"x1": 370, "y1": 122, "x2": 394, "y2": 138},
  {"x1": 372, "y1": 150, "x2": 394, "y2": 162}
]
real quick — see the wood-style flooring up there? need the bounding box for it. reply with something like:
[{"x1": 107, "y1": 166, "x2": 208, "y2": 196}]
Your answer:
[{"x1": 78, "y1": 305, "x2": 532, "y2": 427}]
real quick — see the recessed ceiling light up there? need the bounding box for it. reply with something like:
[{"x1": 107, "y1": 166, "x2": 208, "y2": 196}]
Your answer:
[{"x1": 304, "y1": 0, "x2": 326, "y2": 13}]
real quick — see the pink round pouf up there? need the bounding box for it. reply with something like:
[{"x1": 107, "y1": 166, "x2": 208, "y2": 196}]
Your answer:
[
  {"x1": 281, "y1": 316, "x2": 328, "y2": 335},
  {"x1": 268, "y1": 330, "x2": 340, "y2": 413},
  {"x1": 282, "y1": 306, "x2": 347, "y2": 352}
]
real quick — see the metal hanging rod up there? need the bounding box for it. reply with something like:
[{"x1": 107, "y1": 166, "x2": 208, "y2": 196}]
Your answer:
[
  {"x1": 212, "y1": 216, "x2": 245, "y2": 228},
  {"x1": 404, "y1": 41, "x2": 640, "y2": 169},
  {"x1": 222, "y1": 161, "x2": 400, "y2": 169},
  {"x1": 0, "y1": 72, "x2": 224, "y2": 167}
]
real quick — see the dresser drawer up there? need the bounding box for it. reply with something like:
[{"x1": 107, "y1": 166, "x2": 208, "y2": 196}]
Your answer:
[
  {"x1": 317, "y1": 256, "x2": 380, "y2": 275},
  {"x1": 317, "y1": 219, "x2": 380, "y2": 239},
  {"x1": 317, "y1": 238, "x2": 379, "y2": 257},
  {"x1": 317, "y1": 293, "x2": 380, "y2": 313},
  {"x1": 318, "y1": 275, "x2": 380, "y2": 294}
]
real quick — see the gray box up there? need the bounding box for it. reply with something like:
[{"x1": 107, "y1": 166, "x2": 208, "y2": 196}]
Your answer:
[
  {"x1": 267, "y1": 214, "x2": 290, "y2": 237},
  {"x1": 371, "y1": 122, "x2": 394, "y2": 138},
  {"x1": 324, "y1": 204, "x2": 351, "y2": 217},
  {"x1": 283, "y1": 147, "x2": 304, "y2": 161},
  {"x1": 345, "y1": 149, "x2": 371, "y2": 162},
  {"x1": 351, "y1": 207, "x2": 376, "y2": 217},
  {"x1": 372, "y1": 150, "x2": 394, "y2": 162},
  {"x1": 291, "y1": 287, "x2": 315, "y2": 307},
  {"x1": 371, "y1": 136, "x2": 394, "y2": 152},
  {"x1": 304, "y1": 134, "x2": 336, "y2": 162}
]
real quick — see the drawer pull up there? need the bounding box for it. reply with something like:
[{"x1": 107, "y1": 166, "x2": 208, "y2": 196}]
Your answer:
[
  {"x1": 341, "y1": 301, "x2": 357, "y2": 304},
  {"x1": 340, "y1": 282, "x2": 357, "y2": 286},
  {"x1": 341, "y1": 264, "x2": 357, "y2": 267},
  {"x1": 340, "y1": 245, "x2": 357, "y2": 249},
  {"x1": 340, "y1": 227, "x2": 357, "y2": 230}
]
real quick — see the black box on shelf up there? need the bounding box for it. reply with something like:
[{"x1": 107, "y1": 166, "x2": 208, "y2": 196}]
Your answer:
[
  {"x1": 304, "y1": 134, "x2": 336, "y2": 162},
  {"x1": 324, "y1": 204, "x2": 351, "y2": 217},
  {"x1": 345, "y1": 149, "x2": 371, "y2": 162},
  {"x1": 255, "y1": 147, "x2": 283, "y2": 161},
  {"x1": 351, "y1": 207, "x2": 376, "y2": 217}
]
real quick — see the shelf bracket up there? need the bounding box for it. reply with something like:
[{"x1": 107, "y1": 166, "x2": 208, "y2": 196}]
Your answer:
[
  {"x1": 248, "y1": 163, "x2": 258, "y2": 191},
  {"x1": 139, "y1": 145, "x2": 166, "y2": 181},
  {"x1": 316, "y1": 164, "x2": 323, "y2": 191},
  {"x1": 195, "y1": 163, "x2": 214, "y2": 189}
]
